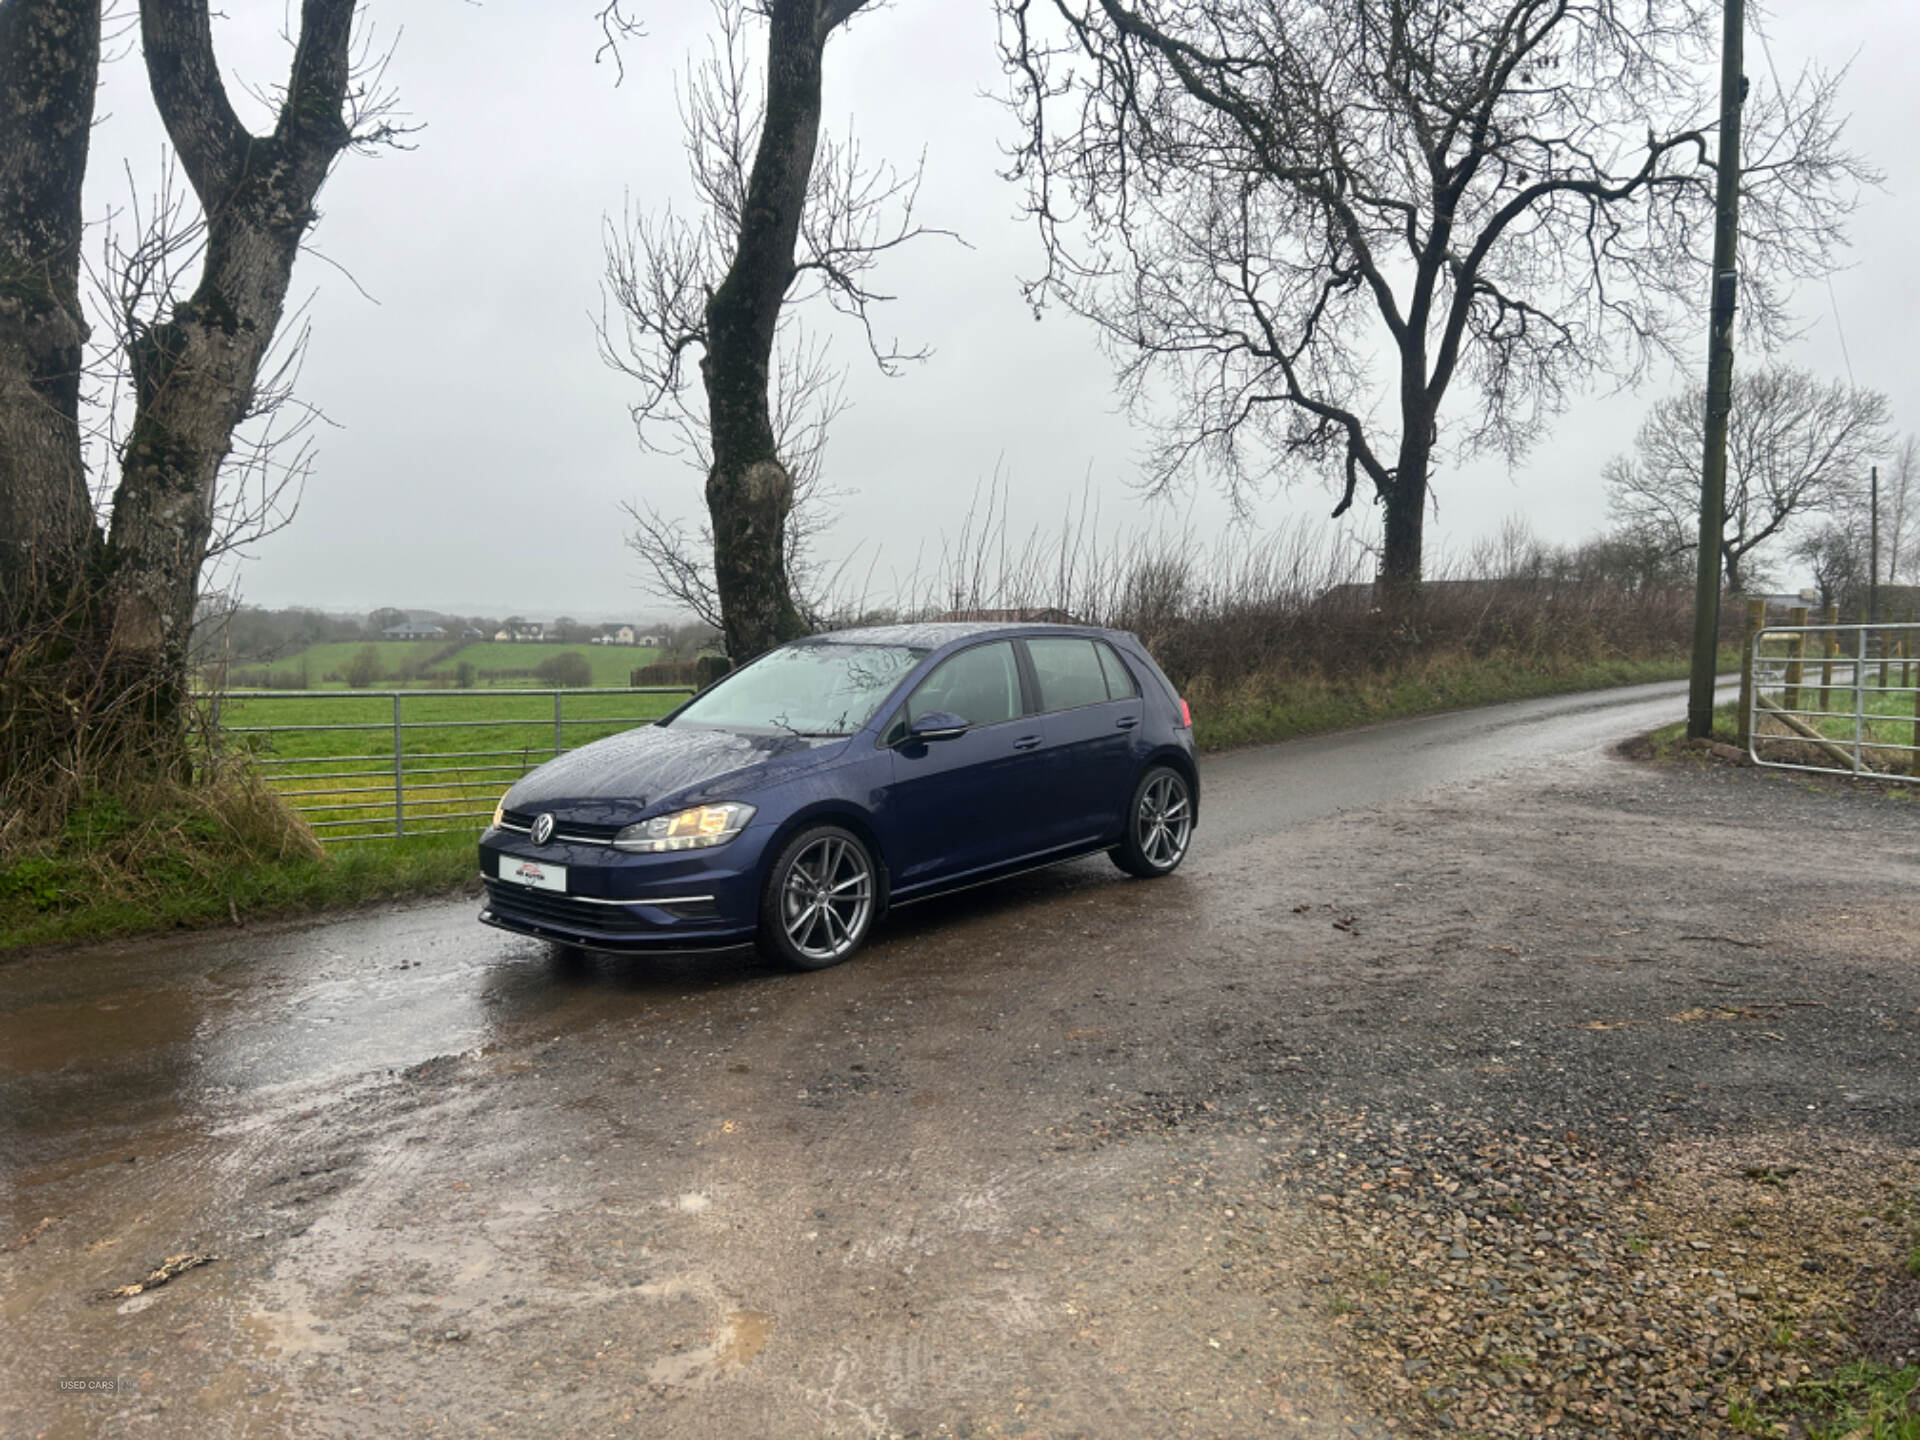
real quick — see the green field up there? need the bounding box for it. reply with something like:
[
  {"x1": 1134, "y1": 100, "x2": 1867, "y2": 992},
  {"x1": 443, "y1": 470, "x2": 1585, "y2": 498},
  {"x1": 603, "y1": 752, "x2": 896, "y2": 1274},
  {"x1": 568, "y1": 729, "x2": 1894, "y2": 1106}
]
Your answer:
[
  {"x1": 229, "y1": 639, "x2": 661, "y2": 688},
  {"x1": 1761, "y1": 663, "x2": 1919, "y2": 770},
  {"x1": 217, "y1": 685, "x2": 692, "y2": 839}
]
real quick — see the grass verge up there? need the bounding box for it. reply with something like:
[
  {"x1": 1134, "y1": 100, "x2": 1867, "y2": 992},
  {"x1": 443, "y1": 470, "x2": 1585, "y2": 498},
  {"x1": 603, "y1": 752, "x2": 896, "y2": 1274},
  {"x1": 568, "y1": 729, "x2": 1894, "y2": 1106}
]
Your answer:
[
  {"x1": 1188, "y1": 650, "x2": 1731, "y2": 752},
  {"x1": 1, "y1": 784, "x2": 476, "y2": 956}
]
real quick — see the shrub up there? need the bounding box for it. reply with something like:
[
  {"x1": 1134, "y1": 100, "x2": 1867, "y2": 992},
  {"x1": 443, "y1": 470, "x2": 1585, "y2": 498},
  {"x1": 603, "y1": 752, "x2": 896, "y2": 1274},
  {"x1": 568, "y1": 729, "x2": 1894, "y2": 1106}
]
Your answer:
[
  {"x1": 535, "y1": 651, "x2": 592, "y2": 688},
  {"x1": 343, "y1": 644, "x2": 383, "y2": 689}
]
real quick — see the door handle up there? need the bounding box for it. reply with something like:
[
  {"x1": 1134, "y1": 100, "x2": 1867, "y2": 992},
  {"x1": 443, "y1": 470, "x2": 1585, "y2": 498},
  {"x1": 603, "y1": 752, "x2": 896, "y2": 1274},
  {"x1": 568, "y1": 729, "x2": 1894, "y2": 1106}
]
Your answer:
[
  {"x1": 1012, "y1": 734, "x2": 1042, "y2": 751},
  {"x1": 1115, "y1": 715, "x2": 1140, "y2": 730}
]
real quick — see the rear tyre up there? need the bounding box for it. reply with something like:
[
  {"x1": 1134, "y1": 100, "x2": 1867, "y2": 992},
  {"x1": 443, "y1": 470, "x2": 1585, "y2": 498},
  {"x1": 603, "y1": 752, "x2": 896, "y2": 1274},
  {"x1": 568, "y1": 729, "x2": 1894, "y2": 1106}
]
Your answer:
[
  {"x1": 757, "y1": 824, "x2": 878, "y2": 971},
  {"x1": 1111, "y1": 765, "x2": 1193, "y2": 878}
]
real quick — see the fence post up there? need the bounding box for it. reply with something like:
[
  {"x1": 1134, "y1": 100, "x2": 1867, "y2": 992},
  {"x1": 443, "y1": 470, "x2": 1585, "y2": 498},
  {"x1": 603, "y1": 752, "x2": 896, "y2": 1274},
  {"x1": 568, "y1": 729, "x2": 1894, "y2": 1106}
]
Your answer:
[
  {"x1": 1853, "y1": 626, "x2": 1868, "y2": 776},
  {"x1": 554, "y1": 689, "x2": 565, "y2": 759},
  {"x1": 1818, "y1": 604, "x2": 1838, "y2": 714},
  {"x1": 1910, "y1": 637, "x2": 1920, "y2": 775},
  {"x1": 1736, "y1": 598, "x2": 1766, "y2": 750},
  {"x1": 1782, "y1": 605, "x2": 1808, "y2": 717},
  {"x1": 393, "y1": 692, "x2": 405, "y2": 838}
]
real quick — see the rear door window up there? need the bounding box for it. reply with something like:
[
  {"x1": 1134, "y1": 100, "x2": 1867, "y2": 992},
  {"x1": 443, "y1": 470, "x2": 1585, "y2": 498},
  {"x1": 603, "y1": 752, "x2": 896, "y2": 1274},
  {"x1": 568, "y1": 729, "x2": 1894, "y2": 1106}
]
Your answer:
[{"x1": 1027, "y1": 637, "x2": 1116, "y2": 712}]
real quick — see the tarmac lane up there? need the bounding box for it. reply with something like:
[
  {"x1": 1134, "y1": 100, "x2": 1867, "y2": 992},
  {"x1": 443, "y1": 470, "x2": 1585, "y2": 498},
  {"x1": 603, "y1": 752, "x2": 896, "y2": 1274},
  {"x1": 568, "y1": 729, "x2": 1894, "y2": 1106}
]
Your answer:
[{"x1": 14, "y1": 674, "x2": 1905, "y2": 1440}]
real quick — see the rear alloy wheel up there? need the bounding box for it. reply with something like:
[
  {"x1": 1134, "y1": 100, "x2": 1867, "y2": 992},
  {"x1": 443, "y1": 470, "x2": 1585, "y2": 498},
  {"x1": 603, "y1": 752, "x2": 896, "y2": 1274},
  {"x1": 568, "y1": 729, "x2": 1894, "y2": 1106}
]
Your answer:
[
  {"x1": 758, "y1": 825, "x2": 878, "y2": 970},
  {"x1": 1111, "y1": 765, "x2": 1193, "y2": 878}
]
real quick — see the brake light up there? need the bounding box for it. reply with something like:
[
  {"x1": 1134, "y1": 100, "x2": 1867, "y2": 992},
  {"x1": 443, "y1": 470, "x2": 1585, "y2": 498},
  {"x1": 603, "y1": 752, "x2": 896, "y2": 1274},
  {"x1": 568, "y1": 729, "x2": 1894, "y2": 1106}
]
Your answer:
[{"x1": 1178, "y1": 697, "x2": 1192, "y2": 728}]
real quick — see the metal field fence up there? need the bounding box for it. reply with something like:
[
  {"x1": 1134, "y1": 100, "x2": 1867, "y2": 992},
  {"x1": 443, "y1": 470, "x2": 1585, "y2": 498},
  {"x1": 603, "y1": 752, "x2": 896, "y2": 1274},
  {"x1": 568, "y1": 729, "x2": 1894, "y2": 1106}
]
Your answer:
[
  {"x1": 1743, "y1": 622, "x2": 1920, "y2": 782},
  {"x1": 197, "y1": 686, "x2": 696, "y2": 842}
]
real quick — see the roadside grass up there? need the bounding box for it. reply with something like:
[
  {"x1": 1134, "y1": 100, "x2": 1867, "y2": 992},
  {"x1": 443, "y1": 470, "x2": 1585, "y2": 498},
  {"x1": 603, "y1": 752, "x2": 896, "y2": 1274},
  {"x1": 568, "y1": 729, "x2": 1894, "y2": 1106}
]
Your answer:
[
  {"x1": 0, "y1": 784, "x2": 477, "y2": 954},
  {"x1": 1643, "y1": 702, "x2": 1744, "y2": 760},
  {"x1": 1780, "y1": 1363, "x2": 1920, "y2": 1440},
  {"x1": 1189, "y1": 650, "x2": 1731, "y2": 752},
  {"x1": 233, "y1": 640, "x2": 660, "y2": 688}
]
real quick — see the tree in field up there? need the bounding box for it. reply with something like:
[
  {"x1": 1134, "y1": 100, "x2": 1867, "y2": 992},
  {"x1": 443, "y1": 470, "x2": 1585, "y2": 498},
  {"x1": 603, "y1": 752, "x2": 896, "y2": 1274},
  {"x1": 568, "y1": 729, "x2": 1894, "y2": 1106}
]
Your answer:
[
  {"x1": 1605, "y1": 366, "x2": 1890, "y2": 593},
  {"x1": 1790, "y1": 431, "x2": 1919, "y2": 613},
  {"x1": 1882, "y1": 434, "x2": 1918, "y2": 586},
  {"x1": 0, "y1": 0, "x2": 396, "y2": 799},
  {"x1": 997, "y1": 0, "x2": 1870, "y2": 590},
  {"x1": 601, "y1": 0, "x2": 945, "y2": 659},
  {"x1": 343, "y1": 643, "x2": 382, "y2": 689}
]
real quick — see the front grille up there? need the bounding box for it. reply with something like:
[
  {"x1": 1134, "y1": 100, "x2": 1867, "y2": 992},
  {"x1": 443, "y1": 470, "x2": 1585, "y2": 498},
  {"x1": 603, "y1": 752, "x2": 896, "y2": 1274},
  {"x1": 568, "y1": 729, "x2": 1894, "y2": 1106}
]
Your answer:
[
  {"x1": 502, "y1": 809, "x2": 625, "y2": 844},
  {"x1": 484, "y1": 882, "x2": 657, "y2": 935}
]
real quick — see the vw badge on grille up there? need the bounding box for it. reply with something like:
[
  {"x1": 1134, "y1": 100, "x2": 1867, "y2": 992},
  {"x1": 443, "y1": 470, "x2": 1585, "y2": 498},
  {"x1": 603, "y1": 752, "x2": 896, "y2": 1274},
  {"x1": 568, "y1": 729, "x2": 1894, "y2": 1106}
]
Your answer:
[{"x1": 531, "y1": 812, "x2": 556, "y2": 845}]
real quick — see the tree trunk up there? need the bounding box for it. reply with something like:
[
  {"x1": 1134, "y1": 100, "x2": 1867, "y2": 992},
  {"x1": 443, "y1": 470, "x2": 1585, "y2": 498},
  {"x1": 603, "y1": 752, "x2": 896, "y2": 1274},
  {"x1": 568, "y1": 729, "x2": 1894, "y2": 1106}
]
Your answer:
[
  {"x1": 0, "y1": 0, "x2": 100, "y2": 614},
  {"x1": 0, "y1": 0, "x2": 105, "y2": 791},
  {"x1": 105, "y1": 207, "x2": 307, "y2": 727},
  {"x1": 1379, "y1": 423, "x2": 1431, "y2": 596},
  {"x1": 699, "y1": 0, "x2": 835, "y2": 661}
]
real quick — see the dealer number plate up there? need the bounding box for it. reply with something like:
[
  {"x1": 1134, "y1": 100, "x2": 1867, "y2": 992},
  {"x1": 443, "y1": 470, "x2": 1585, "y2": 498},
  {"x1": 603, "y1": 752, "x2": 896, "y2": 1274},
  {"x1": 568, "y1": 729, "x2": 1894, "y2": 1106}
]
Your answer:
[{"x1": 499, "y1": 857, "x2": 567, "y2": 892}]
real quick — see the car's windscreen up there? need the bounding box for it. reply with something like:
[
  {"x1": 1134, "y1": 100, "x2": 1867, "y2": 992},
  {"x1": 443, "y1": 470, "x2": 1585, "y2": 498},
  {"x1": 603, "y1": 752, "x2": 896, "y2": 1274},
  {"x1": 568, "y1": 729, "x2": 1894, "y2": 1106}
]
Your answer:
[{"x1": 669, "y1": 643, "x2": 927, "y2": 737}]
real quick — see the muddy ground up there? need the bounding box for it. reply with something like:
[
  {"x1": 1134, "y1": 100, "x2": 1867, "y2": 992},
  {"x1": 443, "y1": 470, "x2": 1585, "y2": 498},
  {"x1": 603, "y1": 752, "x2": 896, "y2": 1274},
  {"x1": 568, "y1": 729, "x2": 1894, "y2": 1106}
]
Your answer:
[{"x1": 3, "y1": 688, "x2": 1917, "y2": 1439}]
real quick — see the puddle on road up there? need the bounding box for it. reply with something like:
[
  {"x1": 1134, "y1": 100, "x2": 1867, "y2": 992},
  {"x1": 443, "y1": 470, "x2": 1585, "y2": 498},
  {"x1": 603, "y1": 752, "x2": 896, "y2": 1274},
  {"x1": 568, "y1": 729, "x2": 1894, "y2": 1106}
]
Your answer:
[{"x1": 640, "y1": 1288, "x2": 773, "y2": 1391}]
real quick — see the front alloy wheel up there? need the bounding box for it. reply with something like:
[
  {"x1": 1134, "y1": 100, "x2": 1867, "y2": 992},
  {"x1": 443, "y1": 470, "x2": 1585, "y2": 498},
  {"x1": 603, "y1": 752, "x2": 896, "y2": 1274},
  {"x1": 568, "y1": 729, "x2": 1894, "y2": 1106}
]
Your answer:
[
  {"x1": 1112, "y1": 765, "x2": 1193, "y2": 878},
  {"x1": 759, "y1": 825, "x2": 878, "y2": 970}
]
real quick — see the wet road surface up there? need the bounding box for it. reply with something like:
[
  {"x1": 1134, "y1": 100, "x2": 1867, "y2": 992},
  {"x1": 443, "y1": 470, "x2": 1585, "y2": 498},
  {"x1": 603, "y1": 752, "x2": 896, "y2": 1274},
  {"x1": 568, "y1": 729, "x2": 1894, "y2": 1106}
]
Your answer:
[{"x1": 20, "y1": 674, "x2": 1908, "y2": 1440}]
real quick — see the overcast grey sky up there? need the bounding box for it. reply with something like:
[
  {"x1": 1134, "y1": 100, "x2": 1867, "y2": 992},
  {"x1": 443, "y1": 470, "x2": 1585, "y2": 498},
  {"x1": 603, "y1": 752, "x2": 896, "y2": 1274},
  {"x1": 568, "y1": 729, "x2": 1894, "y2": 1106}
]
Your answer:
[{"x1": 83, "y1": 0, "x2": 1920, "y2": 619}]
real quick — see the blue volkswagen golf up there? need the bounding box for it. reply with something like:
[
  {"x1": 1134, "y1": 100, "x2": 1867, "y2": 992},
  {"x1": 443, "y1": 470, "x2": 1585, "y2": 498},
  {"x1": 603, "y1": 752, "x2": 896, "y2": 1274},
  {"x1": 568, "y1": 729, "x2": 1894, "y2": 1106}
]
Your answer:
[{"x1": 478, "y1": 623, "x2": 1197, "y2": 969}]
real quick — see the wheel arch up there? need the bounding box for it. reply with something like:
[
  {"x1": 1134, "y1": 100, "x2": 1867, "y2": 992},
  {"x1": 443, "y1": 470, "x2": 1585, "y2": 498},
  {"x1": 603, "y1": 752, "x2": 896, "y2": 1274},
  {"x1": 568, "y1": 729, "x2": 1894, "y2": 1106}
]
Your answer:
[
  {"x1": 1138, "y1": 746, "x2": 1200, "y2": 822},
  {"x1": 759, "y1": 802, "x2": 893, "y2": 912}
]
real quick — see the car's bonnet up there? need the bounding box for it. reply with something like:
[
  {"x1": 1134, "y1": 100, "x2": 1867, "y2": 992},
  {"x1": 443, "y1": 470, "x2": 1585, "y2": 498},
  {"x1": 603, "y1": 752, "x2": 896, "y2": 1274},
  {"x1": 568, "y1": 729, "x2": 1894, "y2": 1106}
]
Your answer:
[{"x1": 504, "y1": 722, "x2": 846, "y2": 817}]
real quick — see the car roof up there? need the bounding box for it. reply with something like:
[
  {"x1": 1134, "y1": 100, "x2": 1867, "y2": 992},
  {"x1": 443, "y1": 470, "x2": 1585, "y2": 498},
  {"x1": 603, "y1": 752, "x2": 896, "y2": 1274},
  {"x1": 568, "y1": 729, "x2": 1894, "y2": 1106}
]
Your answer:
[{"x1": 804, "y1": 621, "x2": 1120, "y2": 649}]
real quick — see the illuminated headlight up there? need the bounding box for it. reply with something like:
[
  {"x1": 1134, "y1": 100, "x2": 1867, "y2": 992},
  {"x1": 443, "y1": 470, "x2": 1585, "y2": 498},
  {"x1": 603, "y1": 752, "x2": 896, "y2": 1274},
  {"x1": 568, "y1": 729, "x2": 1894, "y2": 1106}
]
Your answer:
[{"x1": 613, "y1": 802, "x2": 755, "y2": 853}]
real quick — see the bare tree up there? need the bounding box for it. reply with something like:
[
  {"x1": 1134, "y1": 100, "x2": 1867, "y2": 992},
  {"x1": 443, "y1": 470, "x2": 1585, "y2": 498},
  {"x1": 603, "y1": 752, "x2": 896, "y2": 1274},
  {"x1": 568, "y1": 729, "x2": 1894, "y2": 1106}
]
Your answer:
[
  {"x1": 1606, "y1": 365, "x2": 1890, "y2": 593},
  {"x1": 1883, "y1": 433, "x2": 1918, "y2": 586},
  {"x1": 1793, "y1": 518, "x2": 1865, "y2": 614},
  {"x1": 997, "y1": 0, "x2": 1871, "y2": 591},
  {"x1": 600, "y1": 0, "x2": 947, "y2": 659},
  {"x1": 108, "y1": 0, "x2": 400, "y2": 725},
  {"x1": 0, "y1": 0, "x2": 398, "y2": 798}
]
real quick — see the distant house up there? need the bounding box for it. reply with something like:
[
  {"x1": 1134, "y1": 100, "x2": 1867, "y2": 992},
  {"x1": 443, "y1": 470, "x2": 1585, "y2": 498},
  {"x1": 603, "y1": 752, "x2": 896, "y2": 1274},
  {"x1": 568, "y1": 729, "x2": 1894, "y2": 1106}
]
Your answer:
[
  {"x1": 614, "y1": 625, "x2": 636, "y2": 645},
  {"x1": 493, "y1": 621, "x2": 544, "y2": 642},
  {"x1": 461, "y1": 626, "x2": 485, "y2": 639},
  {"x1": 382, "y1": 620, "x2": 446, "y2": 640},
  {"x1": 636, "y1": 632, "x2": 664, "y2": 648}
]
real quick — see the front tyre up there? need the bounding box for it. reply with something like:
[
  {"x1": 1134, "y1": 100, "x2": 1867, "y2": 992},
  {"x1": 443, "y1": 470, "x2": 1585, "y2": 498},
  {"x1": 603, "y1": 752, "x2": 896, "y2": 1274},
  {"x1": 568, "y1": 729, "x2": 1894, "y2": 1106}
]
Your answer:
[
  {"x1": 1111, "y1": 765, "x2": 1193, "y2": 878},
  {"x1": 757, "y1": 824, "x2": 878, "y2": 971}
]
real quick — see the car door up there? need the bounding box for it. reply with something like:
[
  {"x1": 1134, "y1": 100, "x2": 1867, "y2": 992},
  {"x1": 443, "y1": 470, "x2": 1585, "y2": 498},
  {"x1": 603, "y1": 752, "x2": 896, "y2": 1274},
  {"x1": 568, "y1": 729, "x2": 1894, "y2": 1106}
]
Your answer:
[
  {"x1": 1021, "y1": 636, "x2": 1145, "y2": 849},
  {"x1": 878, "y1": 640, "x2": 1049, "y2": 890}
]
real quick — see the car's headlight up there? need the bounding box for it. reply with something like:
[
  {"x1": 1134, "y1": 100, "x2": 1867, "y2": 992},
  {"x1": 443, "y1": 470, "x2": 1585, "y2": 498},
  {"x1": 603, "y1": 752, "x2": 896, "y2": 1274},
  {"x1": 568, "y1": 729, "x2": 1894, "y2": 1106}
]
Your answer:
[
  {"x1": 490, "y1": 796, "x2": 507, "y2": 830},
  {"x1": 613, "y1": 802, "x2": 755, "y2": 853}
]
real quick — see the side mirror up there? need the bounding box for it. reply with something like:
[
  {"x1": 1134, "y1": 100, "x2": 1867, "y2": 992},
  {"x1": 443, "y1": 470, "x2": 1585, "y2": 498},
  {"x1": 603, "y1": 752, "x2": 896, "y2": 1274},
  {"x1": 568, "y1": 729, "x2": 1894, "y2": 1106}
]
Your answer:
[{"x1": 906, "y1": 711, "x2": 970, "y2": 743}]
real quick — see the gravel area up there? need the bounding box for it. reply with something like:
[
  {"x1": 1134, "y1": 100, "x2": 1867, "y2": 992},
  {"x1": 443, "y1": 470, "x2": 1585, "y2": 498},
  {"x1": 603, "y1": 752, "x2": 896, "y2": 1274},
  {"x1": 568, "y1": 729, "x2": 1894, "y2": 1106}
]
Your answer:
[{"x1": 1065, "y1": 748, "x2": 1920, "y2": 1438}]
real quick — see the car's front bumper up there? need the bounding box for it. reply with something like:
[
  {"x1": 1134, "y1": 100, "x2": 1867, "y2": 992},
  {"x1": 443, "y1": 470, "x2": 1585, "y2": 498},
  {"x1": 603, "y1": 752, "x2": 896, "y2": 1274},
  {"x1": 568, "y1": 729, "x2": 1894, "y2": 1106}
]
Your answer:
[{"x1": 477, "y1": 825, "x2": 770, "y2": 951}]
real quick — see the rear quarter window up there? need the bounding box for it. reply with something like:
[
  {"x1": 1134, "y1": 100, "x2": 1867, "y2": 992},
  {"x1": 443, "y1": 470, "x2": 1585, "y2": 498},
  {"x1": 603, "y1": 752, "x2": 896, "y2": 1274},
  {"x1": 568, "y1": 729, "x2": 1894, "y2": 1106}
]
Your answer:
[{"x1": 1095, "y1": 641, "x2": 1139, "y2": 699}]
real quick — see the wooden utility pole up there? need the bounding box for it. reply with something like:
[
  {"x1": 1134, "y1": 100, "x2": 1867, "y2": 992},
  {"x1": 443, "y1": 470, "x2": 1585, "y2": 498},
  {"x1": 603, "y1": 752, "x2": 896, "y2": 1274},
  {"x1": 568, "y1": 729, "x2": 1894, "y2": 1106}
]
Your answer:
[
  {"x1": 1687, "y1": 0, "x2": 1746, "y2": 739},
  {"x1": 1869, "y1": 463, "x2": 1880, "y2": 626}
]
